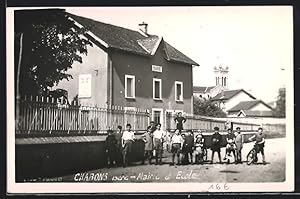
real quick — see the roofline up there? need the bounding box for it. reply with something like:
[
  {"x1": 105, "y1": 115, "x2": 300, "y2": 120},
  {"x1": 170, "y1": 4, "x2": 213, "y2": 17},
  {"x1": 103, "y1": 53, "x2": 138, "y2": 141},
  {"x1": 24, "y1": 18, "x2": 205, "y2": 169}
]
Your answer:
[
  {"x1": 253, "y1": 100, "x2": 274, "y2": 111},
  {"x1": 68, "y1": 16, "x2": 109, "y2": 48},
  {"x1": 227, "y1": 100, "x2": 260, "y2": 112},
  {"x1": 68, "y1": 13, "x2": 199, "y2": 66},
  {"x1": 150, "y1": 36, "x2": 163, "y2": 55},
  {"x1": 211, "y1": 89, "x2": 256, "y2": 101}
]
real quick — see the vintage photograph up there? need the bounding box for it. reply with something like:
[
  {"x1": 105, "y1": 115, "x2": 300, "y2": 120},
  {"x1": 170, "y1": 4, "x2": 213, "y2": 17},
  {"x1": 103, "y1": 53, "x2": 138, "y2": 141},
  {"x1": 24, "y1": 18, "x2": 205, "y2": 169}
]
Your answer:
[{"x1": 7, "y1": 6, "x2": 294, "y2": 193}]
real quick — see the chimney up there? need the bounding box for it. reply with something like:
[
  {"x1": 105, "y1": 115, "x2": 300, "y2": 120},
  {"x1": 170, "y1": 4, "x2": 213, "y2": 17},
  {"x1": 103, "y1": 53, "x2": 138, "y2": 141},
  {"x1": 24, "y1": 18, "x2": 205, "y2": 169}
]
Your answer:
[{"x1": 138, "y1": 22, "x2": 148, "y2": 35}]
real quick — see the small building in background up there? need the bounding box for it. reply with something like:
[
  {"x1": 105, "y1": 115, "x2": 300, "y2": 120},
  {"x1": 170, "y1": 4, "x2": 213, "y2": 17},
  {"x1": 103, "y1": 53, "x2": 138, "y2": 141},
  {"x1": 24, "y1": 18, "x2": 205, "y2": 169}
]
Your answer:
[{"x1": 227, "y1": 100, "x2": 274, "y2": 117}]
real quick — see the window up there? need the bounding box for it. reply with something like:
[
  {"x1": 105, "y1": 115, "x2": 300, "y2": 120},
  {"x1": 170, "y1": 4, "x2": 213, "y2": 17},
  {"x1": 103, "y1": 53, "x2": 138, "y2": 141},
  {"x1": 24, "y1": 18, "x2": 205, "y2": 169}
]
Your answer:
[
  {"x1": 78, "y1": 74, "x2": 92, "y2": 98},
  {"x1": 125, "y1": 75, "x2": 135, "y2": 98},
  {"x1": 175, "y1": 81, "x2": 183, "y2": 101},
  {"x1": 152, "y1": 108, "x2": 163, "y2": 129},
  {"x1": 224, "y1": 77, "x2": 227, "y2": 87},
  {"x1": 153, "y1": 78, "x2": 162, "y2": 100}
]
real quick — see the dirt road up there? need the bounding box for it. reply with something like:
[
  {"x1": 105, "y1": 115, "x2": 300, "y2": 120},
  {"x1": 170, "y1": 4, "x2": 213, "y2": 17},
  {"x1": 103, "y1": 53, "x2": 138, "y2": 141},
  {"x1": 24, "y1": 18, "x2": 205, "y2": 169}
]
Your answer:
[{"x1": 61, "y1": 138, "x2": 285, "y2": 183}]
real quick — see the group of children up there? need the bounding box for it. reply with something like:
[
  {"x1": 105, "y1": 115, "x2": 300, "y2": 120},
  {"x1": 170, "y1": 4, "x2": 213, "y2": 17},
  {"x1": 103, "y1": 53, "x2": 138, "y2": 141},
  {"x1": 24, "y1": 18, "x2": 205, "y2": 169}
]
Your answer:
[
  {"x1": 105, "y1": 121, "x2": 266, "y2": 168},
  {"x1": 211, "y1": 126, "x2": 266, "y2": 164}
]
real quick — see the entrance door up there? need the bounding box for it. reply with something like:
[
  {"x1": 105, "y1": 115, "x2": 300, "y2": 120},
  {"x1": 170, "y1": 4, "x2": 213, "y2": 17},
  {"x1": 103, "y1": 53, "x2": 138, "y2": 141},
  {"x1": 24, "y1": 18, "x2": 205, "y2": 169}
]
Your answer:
[{"x1": 152, "y1": 108, "x2": 163, "y2": 129}]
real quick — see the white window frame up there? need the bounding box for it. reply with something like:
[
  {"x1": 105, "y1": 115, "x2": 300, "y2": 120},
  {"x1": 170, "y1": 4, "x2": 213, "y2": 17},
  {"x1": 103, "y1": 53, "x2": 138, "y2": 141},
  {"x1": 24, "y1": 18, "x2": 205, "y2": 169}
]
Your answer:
[
  {"x1": 175, "y1": 81, "x2": 183, "y2": 102},
  {"x1": 152, "y1": 108, "x2": 164, "y2": 129},
  {"x1": 153, "y1": 78, "x2": 162, "y2": 100},
  {"x1": 125, "y1": 75, "x2": 135, "y2": 99}
]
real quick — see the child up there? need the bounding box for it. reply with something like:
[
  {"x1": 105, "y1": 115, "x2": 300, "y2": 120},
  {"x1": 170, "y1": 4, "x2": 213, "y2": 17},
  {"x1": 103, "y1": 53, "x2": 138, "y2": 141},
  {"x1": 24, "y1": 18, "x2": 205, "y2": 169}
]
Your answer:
[
  {"x1": 194, "y1": 133, "x2": 205, "y2": 164},
  {"x1": 249, "y1": 127, "x2": 266, "y2": 164},
  {"x1": 152, "y1": 123, "x2": 165, "y2": 165},
  {"x1": 104, "y1": 129, "x2": 117, "y2": 167},
  {"x1": 182, "y1": 130, "x2": 194, "y2": 164},
  {"x1": 223, "y1": 128, "x2": 237, "y2": 163},
  {"x1": 141, "y1": 126, "x2": 153, "y2": 165},
  {"x1": 114, "y1": 125, "x2": 123, "y2": 166},
  {"x1": 121, "y1": 123, "x2": 136, "y2": 167},
  {"x1": 235, "y1": 127, "x2": 243, "y2": 164},
  {"x1": 170, "y1": 129, "x2": 184, "y2": 166},
  {"x1": 210, "y1": 127, "x2": 222, "y2": 164}
]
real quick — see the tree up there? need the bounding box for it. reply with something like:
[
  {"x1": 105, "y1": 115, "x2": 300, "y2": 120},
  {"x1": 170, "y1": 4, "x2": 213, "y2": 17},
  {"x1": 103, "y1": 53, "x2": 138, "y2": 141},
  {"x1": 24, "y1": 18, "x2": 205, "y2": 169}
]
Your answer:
[
  {"x1": 15, "y1": 9, "x2": 92, "y2": 97},
  {"x1": 273, "y1": 88, "x2": 286, "y2": 117},
  {"x1": 193, "y1": 97, "x2": 227, "y2": 117}
]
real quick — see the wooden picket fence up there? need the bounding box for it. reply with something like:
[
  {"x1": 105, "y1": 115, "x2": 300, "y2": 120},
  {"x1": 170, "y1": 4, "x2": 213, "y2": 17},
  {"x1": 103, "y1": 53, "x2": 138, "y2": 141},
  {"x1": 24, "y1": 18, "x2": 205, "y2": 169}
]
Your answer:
[
  {"x1": 16, "y1": 96, "x2": 150, "y2": 135},
  {"x1": 165, "y1": 112, "x2": 261, "y2": 132},
  {"x1": 16, "y1": 95, "x2": 272, "y2": 136}
]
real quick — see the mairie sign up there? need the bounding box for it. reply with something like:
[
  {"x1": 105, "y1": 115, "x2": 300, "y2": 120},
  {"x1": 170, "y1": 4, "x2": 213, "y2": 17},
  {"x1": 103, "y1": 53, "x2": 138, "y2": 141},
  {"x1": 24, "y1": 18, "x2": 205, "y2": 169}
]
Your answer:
[{"x1": 152, "y1": 65, "x2": 162, "y2": 73}]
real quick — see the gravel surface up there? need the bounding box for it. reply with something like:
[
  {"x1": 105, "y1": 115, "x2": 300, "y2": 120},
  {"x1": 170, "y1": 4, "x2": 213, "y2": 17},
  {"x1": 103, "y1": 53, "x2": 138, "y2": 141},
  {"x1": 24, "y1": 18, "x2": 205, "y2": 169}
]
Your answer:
[{"x1": 61, "y1": 138, "x2": 285, "y2": 183}]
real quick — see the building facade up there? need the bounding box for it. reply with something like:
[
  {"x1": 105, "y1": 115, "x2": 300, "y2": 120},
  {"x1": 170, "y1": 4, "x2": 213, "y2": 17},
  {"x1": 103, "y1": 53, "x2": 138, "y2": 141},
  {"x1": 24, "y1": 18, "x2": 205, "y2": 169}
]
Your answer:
[{"x1": 54, "y1": 12, "x2": 199, "y2": 129}]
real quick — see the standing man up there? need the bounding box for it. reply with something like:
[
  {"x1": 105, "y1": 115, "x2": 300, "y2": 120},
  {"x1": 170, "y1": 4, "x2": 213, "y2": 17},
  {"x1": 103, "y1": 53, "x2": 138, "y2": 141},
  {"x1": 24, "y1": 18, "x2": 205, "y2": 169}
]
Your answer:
[
  {"x1": 235, "y1": 127, "x2": 243, "y2": 164},
  {"x1": 249, "y1": 127, "x2": 266, "y2": 164},
  {"x1": 174, "y1": 112, "x2": 186, "y2": 132},
  {"x1": 210, "y1": 127, "x2": 222, "y2": 164},
  {"x1": 152, "y1": 123, "x2": 165, "y2": 165},
  {"x1": 121, "y1": 123, "x2": 136, "y2": 167}
]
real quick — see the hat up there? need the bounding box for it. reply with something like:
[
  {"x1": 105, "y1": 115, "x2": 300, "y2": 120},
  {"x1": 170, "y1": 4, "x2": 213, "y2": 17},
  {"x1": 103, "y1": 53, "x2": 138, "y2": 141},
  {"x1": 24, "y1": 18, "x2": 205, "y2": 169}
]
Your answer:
[
  {"x1": 214, "y1": 127, "x2": 219, "y2": 131},
  {"x1": 236, "y1": 127, "x2": 241, "y2": 130}
]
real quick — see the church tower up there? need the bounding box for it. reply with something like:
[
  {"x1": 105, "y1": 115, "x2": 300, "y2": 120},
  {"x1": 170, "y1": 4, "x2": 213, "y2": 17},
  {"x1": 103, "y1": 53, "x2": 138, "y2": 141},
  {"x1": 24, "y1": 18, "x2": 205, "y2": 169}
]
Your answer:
[{"x1": 214, "y1": 64, "x2": 229, "y2": 89}]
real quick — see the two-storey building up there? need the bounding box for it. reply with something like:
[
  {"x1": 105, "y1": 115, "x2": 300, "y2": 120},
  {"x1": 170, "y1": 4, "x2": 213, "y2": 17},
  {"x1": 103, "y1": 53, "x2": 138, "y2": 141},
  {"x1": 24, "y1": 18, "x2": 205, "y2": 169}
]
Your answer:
[{"x1": 54, "y1": 13, "x2": 199, "y2": 129}]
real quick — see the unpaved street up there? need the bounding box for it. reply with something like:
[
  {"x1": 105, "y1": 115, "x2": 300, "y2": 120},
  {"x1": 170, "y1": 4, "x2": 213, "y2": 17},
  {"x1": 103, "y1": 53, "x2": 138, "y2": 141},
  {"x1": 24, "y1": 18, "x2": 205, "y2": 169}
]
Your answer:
[{"x1": 62, "y1": 138, "x2": 285, "y2": 183}]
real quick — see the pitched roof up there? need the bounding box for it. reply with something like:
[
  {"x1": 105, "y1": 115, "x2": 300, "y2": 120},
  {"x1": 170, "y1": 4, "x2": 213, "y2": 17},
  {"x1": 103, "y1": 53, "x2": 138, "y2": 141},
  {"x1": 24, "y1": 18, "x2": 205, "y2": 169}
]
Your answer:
[
  {"x1": 228, "y1": 100, "x2": 273, "y2": 113},
  {"x1": 67, "y1": 13, "x2": 199, "y2": 66},
  {"x1": 193, "y1": 86, "x2": 215, "y2": 93},
  {"x1": 228, "y1": 100, "x2": 261, "y2": 112},
  {"x1": 211, "y1": 89, "x2": 256, "y2": 101},
  {"x1": 238, "y1": 110, "x2": 274, "y2": 117}
]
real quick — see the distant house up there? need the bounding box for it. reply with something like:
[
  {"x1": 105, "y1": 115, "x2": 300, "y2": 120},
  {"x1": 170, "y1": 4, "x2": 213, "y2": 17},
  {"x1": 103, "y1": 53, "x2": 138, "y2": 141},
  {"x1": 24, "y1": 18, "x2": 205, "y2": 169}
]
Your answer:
[
  {"x1": 193, "y1": 85, "x2": 224, "y2": 100},
  {"x1": 227, "y1": 100, "x2": 273, "y2": 117},
  {"x1": 211, "y1": 89, "x2": 256, "y2": 112},
  {"x1": 54, "y1": 12, "x2": 199, "y2": 129}
]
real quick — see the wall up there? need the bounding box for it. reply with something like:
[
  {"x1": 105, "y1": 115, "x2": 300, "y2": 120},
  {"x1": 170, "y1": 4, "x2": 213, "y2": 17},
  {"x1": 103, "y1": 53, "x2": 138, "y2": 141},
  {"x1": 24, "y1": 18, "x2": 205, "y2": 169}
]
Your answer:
[
  {"x1": 225, "y1": 91, "x2": 256, "y2": 111},
  {"x1": 110, "y1": 42, "x2": 193, "y2": 114},
  {"x1": 54, "y1": 43, "x2": 108, "y2": 107},
  {"x1": 16, "y1": 135, "x2": 145, "y2": 181}
]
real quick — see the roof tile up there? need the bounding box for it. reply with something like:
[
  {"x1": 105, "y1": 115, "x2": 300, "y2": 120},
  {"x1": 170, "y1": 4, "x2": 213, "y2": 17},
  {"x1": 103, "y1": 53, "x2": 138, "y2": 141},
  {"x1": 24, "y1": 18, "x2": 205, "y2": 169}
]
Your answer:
[{"x1": 67, "y1": 12, "x2": 199, "y2": 66}]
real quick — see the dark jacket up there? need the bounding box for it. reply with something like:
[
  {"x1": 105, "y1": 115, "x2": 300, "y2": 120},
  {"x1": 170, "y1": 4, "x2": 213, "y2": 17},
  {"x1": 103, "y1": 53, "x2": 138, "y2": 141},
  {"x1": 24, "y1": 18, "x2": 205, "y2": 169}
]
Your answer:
[
  {"x1": 211, "y1": 132, "x2": 222, "y2": 150},
  {"x1": 105, "y1": 134, "x2": 117, "y2": 152}
]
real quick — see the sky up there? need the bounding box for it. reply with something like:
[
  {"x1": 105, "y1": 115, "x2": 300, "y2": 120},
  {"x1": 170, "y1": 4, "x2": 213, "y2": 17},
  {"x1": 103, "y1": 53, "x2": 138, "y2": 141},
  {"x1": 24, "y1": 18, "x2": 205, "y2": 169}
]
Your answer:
[{"x1": 66, "y1": 6, "x2": 292, "y2": 102}]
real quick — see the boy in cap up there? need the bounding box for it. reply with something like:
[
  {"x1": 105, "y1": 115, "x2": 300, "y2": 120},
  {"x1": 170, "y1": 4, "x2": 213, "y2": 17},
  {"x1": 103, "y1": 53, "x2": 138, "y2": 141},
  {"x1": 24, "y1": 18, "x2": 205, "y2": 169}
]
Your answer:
[
  {"x1": 210, "y1": 127, "x2": 222, "y2": 164},
  {"x1": 141, "y1": 126, "x2": 153, "y2": 165},
  {"x1": 249, "y1": 127, "x2": 266, "y2": 164},
  {"x1": 235, "y1": 127, "x2": 243, "y2": 163},
  {"x1": 182, "y1": 130, "x2": 194, "y2": 164}
]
